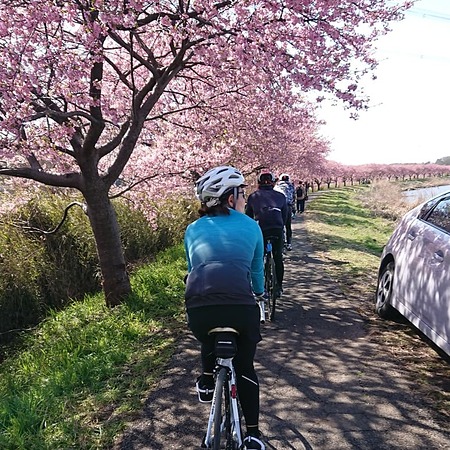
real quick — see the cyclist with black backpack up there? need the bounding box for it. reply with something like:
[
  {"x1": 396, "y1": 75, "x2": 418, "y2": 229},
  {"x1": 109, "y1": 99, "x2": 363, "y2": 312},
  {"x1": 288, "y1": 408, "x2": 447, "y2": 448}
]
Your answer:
[{"x1": 245, "y1": 169, "x2": 287, "y2": 298}]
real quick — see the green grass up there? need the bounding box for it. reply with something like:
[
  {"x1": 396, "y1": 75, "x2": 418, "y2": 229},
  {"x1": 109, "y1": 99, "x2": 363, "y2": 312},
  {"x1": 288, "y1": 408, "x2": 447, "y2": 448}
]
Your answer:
[
  {"x1": 305, "y1": 186, "x2": 396, "y2": 297},
  {"x1": 2, "y1": 182, "x2": 449, "y2": 448},
  {"x1": 305, "y1": 185, "x2": 450, "y2": 422},
  {"x1": 0, "y1": 245, "x2": 187, "y2": 449}
]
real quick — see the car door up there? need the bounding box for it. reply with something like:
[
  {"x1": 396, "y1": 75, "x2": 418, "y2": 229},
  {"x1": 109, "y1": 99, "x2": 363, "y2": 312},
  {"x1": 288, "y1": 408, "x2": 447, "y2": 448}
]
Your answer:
[
  {"x1": 388, "y1": 209, "x2": 425, "y2": 310},
  {"x1": 406, "y1": 195, "x2": 450, "y2": 353}
]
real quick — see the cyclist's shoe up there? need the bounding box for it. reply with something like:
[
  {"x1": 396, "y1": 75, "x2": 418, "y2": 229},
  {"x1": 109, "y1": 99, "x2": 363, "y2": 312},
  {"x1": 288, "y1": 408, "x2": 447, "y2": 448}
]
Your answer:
[
  {"x1": 286, "y1": 243, "x2": 292, "y2": 251},
  {"x1": 243, "y1": 433, "x2": 266, "y2": 450},
  {"x1": 196, "y1": 375, "x2": 214, "y2": 403},
  {"x1": 275, "y1": 287, "x2": 283, "y2": 298}
]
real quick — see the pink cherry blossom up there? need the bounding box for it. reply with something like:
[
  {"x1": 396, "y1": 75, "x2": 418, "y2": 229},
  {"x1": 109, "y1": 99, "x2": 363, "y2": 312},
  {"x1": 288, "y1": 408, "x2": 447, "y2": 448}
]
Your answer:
[{"x1": 0, "y1": 0, "x2": 413, "y2": 305}]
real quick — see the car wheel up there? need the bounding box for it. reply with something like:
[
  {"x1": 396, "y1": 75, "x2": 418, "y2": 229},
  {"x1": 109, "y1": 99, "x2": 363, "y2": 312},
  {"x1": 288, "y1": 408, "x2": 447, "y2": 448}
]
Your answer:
[{"x1": 375, "y1": 261, "x2": 397, "y2": 319}]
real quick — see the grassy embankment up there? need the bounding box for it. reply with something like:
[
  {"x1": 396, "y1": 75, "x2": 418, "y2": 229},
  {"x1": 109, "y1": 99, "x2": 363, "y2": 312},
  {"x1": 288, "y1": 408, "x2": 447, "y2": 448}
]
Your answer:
[
  {"x1": 1, "y1": 178, "x2": 449, "y2": 448},
  {"x1": 0, "y1": 246, "x2": 188, "y2": 449},
  {"x1": 304, "y1": 179, "x2": 450, "y2": 424}
]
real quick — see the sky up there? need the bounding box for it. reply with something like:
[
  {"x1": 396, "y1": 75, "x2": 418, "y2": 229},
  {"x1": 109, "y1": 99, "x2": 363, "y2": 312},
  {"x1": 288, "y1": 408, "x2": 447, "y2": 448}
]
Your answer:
[{"x1": 317, "y1": 0, "x2": 450, "y2": 166}]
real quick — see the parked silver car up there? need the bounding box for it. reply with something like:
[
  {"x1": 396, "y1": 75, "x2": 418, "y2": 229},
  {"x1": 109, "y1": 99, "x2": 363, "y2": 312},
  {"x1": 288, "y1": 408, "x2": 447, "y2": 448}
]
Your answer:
[{"x1": 375, "y1": 190, "x2": 450, "y2": 357}]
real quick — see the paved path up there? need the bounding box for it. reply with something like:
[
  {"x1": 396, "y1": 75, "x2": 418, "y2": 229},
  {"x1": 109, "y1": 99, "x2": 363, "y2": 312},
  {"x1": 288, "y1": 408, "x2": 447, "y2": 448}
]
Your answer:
[{"x1": 114, "y1": 212, "x2": 450, "y2": 450}]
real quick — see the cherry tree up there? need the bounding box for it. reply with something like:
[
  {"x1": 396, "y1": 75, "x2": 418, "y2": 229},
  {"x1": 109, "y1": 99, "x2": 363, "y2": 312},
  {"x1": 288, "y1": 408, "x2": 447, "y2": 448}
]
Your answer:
[
  {"x1": 119, "y1": 87, "x2": 332, "y2": 210},
  {"x1": 0, "y1": 0, "x2": 411, "y2": 306},
  {"x1": 321, "y1": 162, "x2": 450, "y2": 185}
]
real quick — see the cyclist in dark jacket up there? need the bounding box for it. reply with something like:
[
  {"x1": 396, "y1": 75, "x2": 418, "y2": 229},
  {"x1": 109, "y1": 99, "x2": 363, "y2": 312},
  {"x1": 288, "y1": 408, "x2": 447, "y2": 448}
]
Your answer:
[
  {"x1": 245, "y1": 169, "x2": 287, "y2": 298},
  {"x1": 275, "y1": 173, "x2": 295, "y2": 251},
  {"x1": 184, "y1": 165, "x2": 266, "y2": 450}
]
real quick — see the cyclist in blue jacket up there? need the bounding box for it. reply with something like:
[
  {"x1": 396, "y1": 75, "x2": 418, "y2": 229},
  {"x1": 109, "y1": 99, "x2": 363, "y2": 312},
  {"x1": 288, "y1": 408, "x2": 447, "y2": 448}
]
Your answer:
[
  {"x1": 184, "y1": 165, "x2": 266, "y2": 450},
  {"x1": 245, "y1": 169, "x2": 287, "y2": 298}
]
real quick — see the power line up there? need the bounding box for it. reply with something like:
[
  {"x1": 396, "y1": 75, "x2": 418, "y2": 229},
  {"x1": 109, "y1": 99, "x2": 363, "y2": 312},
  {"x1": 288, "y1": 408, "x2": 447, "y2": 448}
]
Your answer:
[{"x1": 407, "y1": 7, "x2": 450, "y2": 21}]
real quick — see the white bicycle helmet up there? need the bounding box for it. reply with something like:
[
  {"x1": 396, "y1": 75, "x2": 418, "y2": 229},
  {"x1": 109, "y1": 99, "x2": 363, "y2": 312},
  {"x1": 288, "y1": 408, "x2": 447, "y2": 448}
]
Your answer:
[
  {"x1": 195, "y1": 166, "x2": 246, "y2": 206},
  {"x1": 279, "y1": 173, "x2": 290, "y2": 181}
]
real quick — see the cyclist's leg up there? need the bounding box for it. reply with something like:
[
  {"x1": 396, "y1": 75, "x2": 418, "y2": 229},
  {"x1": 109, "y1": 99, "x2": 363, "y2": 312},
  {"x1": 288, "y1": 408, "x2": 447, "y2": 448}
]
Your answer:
[
  {"x1": 262, "y1": 234, "x2": 269, "y2": 255},
  {"x1": 262, "y1": 228, "x2": 283, "y2": 285},
  {"x1": 233, "y1": 306, "x2": 261, "y2": 440},
  {"x1": 187, "y1": 306, "x2": 218, "y2": 394},
  {"x1": 234, "y1": 339, "x2": 259, "y2": 429},
  {"x1": 285, "y1": 206, "x2": 292, "y2": 245},
  {"x1": 268, "y1": 229, "x2": 284, "y2": 289},
  {"x1": 234, "y1": 343, "x2": 265, "y2": 448}
]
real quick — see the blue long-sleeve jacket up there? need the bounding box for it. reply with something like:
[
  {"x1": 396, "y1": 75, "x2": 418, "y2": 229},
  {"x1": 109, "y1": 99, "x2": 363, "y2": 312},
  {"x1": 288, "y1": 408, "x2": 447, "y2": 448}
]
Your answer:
[{"x1": 184, "y1": 208, "x2": 264, "y2": 309}]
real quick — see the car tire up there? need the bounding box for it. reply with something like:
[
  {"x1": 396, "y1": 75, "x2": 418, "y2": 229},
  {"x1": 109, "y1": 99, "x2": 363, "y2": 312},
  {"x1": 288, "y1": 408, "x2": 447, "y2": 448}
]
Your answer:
[{"x1": 375, "y1": 261, "x2": 398, "y2": 319}]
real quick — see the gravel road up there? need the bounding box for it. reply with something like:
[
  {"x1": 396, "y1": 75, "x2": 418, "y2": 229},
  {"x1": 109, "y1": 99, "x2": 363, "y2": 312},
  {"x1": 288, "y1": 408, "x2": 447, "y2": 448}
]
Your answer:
[{"x1": 114, "y1": 212, "x2": 450, "y2": 450}]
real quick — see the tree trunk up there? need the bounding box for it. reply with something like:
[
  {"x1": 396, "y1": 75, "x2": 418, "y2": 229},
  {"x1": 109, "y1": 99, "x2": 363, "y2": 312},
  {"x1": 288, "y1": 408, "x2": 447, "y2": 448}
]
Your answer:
[{"x1": 84, "y1": 186, "x2": 131, "y2": 307}]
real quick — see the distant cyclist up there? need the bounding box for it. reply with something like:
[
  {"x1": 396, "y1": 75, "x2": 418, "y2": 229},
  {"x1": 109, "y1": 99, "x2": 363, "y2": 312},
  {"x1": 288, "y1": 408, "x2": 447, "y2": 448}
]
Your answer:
[
  {"x1": 274, "y1": 173, "x2": 295, "y2": 251},
  {"x1": 296, "y1": 180, "x2": 307, "y2": 213},
  {"x1": 184, "y1": 165, "x2": 266, "y2": 450},
  {"x1": 246, "y1": 169, "x2": 287, "y2": 298}
]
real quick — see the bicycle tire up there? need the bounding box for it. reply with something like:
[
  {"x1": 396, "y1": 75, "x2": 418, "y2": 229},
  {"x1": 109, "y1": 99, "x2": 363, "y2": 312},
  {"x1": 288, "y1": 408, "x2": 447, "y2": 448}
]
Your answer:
[
  {"x1": 270, "y1": 257, "x2": 277, "y2": 321},
  {"x1": 212, "y1": 367, "x2": 227, "y2": 450},
  {"x1": 227, "y1": 391, "x2": 243, "y2": 450},
  {"x1": 264, "y1": 256, "x2": 273, "y2": 321},
  {"x1": 224, "y1": 379, "x2": 233, "y2": 450}
]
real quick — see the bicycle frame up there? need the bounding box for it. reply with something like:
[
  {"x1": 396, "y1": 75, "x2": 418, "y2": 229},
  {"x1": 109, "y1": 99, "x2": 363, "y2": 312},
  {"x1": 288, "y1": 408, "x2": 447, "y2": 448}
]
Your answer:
[
  {"x1": 202, "y1": 329, "x2": 243, "y2": 450},
  {"x1": 204, "y1": 357, "x2": 242, "y2": 449},
  {"x1": 257, "y1": 297, "x2": 266, "y2": 323}
]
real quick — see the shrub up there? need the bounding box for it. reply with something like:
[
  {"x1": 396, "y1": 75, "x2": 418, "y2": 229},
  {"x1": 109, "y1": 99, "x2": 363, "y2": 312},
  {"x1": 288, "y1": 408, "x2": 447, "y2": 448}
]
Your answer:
[
  {"x1": 0, "y1": 189, "x2": 197, "y2": 344},
  {"x1": 357, "y1": 180, "x2": 412, "y2": 221},
  {"x1": 0, "y1": 190, "x2": 100, "y2": 343}
]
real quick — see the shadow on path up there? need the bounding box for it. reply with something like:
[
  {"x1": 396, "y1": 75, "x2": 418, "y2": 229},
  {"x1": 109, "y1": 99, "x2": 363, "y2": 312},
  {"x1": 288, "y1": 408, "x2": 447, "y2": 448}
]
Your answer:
[{"x1": 114, "y1": 213, "x2": 450, "y2": 450}]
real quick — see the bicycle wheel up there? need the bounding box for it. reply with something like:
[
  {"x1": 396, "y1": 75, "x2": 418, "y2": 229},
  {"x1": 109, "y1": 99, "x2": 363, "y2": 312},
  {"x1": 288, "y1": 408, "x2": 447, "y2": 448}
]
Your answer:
[
  {"x1": 270, "y1": 257, "x2": 277, "y2": 321},
  {"x1": 224, "y1": 379, "x2": 233, "y2": 450},
  {"x1": 227, "y1": 391, "x2": 243, "y2": 450},
  {"x1": 212, "y1": 367, "x2": 227, "y2": 450},
  {"x1": 264, "y1": 256, "x2": 273, "y2": 321}
]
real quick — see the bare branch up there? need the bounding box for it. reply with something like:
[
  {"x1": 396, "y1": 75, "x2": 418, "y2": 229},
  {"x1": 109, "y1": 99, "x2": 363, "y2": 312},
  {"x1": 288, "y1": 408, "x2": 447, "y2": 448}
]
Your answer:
[{"x1": 9, "y1": 201, "x2": 88, "y2": 235}]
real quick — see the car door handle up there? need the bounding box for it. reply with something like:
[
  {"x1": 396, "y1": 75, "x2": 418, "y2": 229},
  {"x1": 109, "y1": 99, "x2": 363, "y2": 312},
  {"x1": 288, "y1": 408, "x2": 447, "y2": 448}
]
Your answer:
[
  {"x1": 407, "y1": 232, "x2": 417, "y2": 241},
  {"x1": 433, "y1": 250, "x2": 444, "y2": 263}
]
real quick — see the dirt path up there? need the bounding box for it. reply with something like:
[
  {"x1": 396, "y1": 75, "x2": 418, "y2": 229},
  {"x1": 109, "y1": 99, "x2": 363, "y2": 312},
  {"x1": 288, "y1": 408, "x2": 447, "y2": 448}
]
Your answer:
[{"x1": 114, "y1": 213, "x2": 450, "y2": 450}]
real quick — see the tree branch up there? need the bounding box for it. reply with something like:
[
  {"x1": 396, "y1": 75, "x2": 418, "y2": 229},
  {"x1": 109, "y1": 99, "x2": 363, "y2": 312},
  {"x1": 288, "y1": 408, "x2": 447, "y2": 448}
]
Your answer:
[
  {"x1": 10, "y1": 201, "x2": 88, "y2": 235},
  {"x1": 0, "y1": 167, "x2": 82, "y2": 190}
]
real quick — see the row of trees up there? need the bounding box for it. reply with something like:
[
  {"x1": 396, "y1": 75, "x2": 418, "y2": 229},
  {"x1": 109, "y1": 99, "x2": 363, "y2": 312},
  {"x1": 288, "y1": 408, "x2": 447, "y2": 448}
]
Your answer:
[
  {"x1": 297, "y1": 162, "x2": 450, "y2": 191},
  {"x1": 0, "y1": 1, "x2": 412, "y2": 305}
]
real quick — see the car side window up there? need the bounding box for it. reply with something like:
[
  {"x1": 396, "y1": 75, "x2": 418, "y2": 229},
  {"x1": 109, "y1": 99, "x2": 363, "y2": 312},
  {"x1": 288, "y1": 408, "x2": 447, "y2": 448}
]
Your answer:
[
  {"x1": 424, "y1": 197, "x2": 450, "y2": 233},
  {"x1": 419, "y1": 198, "x2": 439, "y2": 219}
]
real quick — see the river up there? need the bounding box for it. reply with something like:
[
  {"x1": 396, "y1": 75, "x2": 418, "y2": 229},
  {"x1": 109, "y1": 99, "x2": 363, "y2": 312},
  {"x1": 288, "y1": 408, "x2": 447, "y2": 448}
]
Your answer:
[{"x1": 403, "y1": 184, "x2": 450, "y2": 204}]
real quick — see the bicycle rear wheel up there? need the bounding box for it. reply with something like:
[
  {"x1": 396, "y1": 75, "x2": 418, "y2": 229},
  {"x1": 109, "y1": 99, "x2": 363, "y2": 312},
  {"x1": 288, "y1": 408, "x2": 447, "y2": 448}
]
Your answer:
[
  {"x1": 212, "y1": 367, "x2": 227, "y2": 450},
  {"x1": 264, "y1": 256, "x2": 273, "y2": 321},
  {"x1": 270, "y1": 258, "x2": 278, "y2": 321}
]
